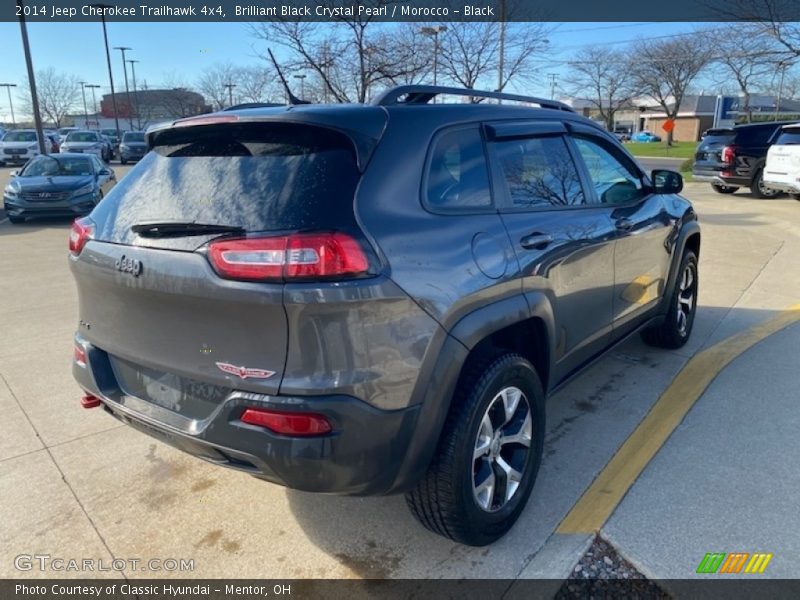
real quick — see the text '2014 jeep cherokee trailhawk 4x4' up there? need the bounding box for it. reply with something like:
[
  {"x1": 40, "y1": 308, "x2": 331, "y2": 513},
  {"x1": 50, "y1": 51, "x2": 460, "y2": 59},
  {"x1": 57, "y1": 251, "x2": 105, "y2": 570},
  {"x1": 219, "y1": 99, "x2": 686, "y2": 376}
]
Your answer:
[{"x1": 70, "y1": 86, "x2": 700, "y2": 546}]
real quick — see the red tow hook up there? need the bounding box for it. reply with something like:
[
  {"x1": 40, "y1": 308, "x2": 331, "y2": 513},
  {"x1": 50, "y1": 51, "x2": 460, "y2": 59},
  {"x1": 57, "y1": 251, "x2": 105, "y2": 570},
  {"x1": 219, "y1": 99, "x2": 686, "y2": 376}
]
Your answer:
[{"x1": 80, "y1": 394, "x2": 102, "y2": 409}]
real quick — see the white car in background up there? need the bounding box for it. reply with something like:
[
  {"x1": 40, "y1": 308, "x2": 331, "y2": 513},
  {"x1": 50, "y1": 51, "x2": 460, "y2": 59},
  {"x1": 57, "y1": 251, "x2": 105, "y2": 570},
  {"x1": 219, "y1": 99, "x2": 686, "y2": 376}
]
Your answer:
[
  {"x1": 0, "y1": 129, "x2": 42, "y2": 166},
  {"x1": 60, "y1": 130, "x2": 108, "y2": 162},
  {"x1": 764, "y1": 123, "x2": 800, "y2": 201}
]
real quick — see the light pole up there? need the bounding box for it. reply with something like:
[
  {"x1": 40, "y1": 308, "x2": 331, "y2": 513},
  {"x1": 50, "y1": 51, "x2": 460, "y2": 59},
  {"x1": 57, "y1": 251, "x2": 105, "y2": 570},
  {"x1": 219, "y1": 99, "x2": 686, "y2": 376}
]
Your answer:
[
  {"x1": 293, "y1": 74, "x2": 306, "y2": 98},
  {"x1": 224, "y1": 82, "x2": 236, "y2": 107},
  {"x1": 421, "y1": 25, "x2": 447, "y2": 91},
  {"x1": 0, "y1": 83, "x2": 17, "y2": 127},
  {"x1": 90, "y1": 4, "x2": 121, "y2": 139},
  {"x1": 497, "y1": 0, "x2": 506, "y2": 100},
  {"x1": 17, "y1": 0, "x2": 46, "y2": 153},
  {"x1": 78, "y1": 81, "x2": 89, "y2": 127},
  {"x1": 114, "y1": 46, "x2": 134, "y2": 129},
  {"x1": 126, "y1": 59, "x2": 140, "y2": 129},
  {"x1": 86, "y1": 84, "x2": 101, "y2": 128},
  {"x1": 774, "y1": 60, "x2": 793, "y2": 122},
  {"x1": 547, "y1": 73, "x2": 558, "y2": 100}
]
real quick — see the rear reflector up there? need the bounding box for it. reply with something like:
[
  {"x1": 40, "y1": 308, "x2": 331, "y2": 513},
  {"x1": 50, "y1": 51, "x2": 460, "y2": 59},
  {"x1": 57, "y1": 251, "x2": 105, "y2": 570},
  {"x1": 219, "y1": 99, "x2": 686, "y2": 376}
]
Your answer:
[
  {"x1": 240, "y1": 408, "x2": 332, "y2": 436},
  {"x1": 80, "y1": 394, "x2": 102, "y2": 409},
  {"x1": 207, "y1": 232, "x2": 369, "y2": 282},
  {"x1": 74, "y1": 344, "x2": 87, "y2": 367},
  {"x1": 69, "y1": 217, "x2": 95, "y2": 256}
]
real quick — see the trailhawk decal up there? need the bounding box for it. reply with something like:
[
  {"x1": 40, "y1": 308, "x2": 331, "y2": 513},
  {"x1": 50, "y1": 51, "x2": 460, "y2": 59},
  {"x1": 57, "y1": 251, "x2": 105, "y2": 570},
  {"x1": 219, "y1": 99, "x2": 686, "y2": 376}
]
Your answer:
[{"x1": 215, "y1": 362, "x2": 275, "y2": 380}]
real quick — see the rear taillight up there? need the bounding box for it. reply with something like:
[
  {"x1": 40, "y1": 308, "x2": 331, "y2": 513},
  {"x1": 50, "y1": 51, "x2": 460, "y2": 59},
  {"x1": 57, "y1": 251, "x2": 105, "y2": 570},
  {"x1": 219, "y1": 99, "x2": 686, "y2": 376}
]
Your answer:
[
  {"x1": 240, "y1": 408, "x2": 332, "y2": 436},
  {"x1": 721, "y1": 145, "x2": 737, "y2": 165},
  {"x1": 207, "y1": 232, "x2": 370, "y2": 282},
  {"x1": 69, "y1": 217, "x2": 95, "y2": 256}
]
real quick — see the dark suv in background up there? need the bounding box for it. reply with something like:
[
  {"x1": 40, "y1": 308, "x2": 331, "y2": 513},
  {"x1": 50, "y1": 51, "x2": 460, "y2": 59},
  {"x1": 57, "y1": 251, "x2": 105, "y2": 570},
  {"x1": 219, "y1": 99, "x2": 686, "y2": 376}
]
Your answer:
[
  {"x1": 70, "y1": 86, "x2": 700, "y2": 546},
  {"x1": 693, "y1": 121, "x2": 793, "y2": 198}
]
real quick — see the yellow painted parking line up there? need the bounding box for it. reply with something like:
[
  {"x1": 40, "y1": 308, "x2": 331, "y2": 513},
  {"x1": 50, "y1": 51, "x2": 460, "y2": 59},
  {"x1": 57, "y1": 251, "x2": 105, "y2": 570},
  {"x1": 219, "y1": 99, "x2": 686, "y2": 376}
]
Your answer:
[{"x1": 557, "y1": 304, "x2": 800, "y2": 534}]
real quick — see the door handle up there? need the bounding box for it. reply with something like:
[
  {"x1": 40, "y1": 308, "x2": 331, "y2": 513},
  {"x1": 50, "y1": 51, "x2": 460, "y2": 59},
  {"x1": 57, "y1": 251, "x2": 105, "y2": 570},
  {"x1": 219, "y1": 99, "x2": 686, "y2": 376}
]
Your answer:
[
  {"x1": 520, "y1": 233, "x2": 553, "y2": 250},
  {"x1": 615, "y1": 218, "x2": 634, "y2": 231}
]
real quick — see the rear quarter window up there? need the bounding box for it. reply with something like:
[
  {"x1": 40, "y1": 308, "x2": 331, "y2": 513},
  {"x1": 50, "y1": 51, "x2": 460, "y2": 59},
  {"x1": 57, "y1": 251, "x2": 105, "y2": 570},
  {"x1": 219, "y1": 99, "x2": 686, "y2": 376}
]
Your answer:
[
  {"x1": 735, "y1": 125, "x2": 779, "y2": 146},
  {"x1": 424, "y1": 127, "x2": 492, "y2": 211}
]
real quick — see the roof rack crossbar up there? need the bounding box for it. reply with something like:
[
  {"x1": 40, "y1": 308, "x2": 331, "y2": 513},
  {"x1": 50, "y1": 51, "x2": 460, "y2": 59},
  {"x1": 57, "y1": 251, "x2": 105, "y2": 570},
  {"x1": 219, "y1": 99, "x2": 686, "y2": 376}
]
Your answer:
[{"x1": 372, "y1": 85, "x2": 575, "y2": 112}]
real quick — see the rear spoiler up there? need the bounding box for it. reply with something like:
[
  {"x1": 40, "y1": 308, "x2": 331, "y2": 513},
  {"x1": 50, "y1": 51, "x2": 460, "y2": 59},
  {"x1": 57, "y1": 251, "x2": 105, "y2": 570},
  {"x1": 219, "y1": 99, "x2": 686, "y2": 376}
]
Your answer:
[{"x1": 145, "y1": 109, "x2": 387, "y2": 172}]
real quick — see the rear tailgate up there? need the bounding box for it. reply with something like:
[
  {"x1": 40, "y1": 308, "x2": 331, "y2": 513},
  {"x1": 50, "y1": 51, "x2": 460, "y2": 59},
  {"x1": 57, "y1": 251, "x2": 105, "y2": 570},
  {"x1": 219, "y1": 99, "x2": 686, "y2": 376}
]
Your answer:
[
  {"x1": 71, "y1": 119, "x2": 374, "y2": 421},
  {"x1": 72, "y1": 241, "x2": 287, "y2": 401},
  {"x1": 694, "y1": 130, "x2": 735, "y2": 169},
  {"x1": 764, "y1": 127, "x2": 800, "y2": 187}
]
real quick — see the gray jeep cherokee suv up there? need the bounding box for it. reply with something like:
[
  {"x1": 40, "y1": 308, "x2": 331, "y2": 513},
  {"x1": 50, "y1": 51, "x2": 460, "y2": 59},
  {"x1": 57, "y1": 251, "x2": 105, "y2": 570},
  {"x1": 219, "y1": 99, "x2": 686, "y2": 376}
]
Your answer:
[{"x1": 70, "y1": 85, "x2": 700, "y2": 546}]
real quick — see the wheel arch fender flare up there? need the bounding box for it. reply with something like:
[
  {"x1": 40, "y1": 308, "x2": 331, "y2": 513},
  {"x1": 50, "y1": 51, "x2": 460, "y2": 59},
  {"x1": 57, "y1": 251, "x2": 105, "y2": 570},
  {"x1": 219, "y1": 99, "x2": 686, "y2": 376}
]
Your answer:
[
  {"x1": 388, "y1": 294, "x2": 557, "y2": 493},
  {"x1": 661, "y1": 217, "x2": 701, "y2": 315}
]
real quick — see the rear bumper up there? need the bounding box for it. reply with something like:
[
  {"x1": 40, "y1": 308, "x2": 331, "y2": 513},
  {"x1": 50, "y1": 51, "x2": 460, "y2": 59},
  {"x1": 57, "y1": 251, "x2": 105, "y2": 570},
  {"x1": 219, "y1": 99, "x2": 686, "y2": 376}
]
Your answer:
[
  {"x1": 692, "y1": 171, "x2": 750, "y2": 187},
  {"x1": 73, "y1": 339, "x2": 422, "y2": 496},
  {"x1": 762, "y1": 178, "x2": 800, "y2": 194}
]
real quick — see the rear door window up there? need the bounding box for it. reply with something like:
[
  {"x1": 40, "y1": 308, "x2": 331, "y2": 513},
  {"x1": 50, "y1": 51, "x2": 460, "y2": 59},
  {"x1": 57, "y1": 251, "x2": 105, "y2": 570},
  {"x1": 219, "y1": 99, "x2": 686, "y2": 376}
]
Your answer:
[
  {"x1": 90, "y1": 123, "x2": 361, "y2": 244},
  {"x1": 492, "y1": 135, "x2": 586, "y2": 208},
  {"x1": 424, "y1": 127, "x2": 492, "y2": 211}
]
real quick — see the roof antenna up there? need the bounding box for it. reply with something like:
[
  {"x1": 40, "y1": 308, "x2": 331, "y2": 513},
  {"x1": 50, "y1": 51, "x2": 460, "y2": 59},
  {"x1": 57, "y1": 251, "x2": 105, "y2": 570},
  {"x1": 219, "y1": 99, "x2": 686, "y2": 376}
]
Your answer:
[{"x1": 268, "y1": 48, "x2": 309, "y2": 105}]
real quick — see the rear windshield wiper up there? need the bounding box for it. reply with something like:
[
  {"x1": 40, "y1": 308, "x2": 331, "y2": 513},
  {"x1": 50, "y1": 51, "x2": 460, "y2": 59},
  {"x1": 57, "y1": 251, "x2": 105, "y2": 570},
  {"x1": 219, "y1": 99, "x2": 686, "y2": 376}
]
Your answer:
[{"x1": 131, "y1": 222, "x2": 245, "y2": 238}]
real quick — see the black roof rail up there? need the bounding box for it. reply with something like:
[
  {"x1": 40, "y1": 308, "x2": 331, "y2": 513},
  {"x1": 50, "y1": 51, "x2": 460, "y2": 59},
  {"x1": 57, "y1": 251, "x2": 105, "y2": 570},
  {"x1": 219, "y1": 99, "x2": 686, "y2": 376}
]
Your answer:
[{"x1": 372, "y1": 85, "x2": 575, "y2": 112}]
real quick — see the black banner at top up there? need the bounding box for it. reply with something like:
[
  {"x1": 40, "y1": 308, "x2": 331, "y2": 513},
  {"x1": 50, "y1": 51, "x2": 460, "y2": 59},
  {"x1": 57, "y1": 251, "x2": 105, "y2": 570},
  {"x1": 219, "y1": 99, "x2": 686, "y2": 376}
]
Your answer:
[{"x1": 4, "y1": 0, "x2": 800, "y2": 22}]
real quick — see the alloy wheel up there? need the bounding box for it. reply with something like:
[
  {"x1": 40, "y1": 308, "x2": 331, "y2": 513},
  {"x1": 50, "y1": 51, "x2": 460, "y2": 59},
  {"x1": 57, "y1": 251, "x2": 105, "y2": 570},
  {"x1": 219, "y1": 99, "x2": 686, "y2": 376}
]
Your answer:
[
  {"x1": 676, "y1": 262, "x2": 696, "y2": 336},
  {"x1": 472, "y1": 386, "x2": 533, "y2": 512}
]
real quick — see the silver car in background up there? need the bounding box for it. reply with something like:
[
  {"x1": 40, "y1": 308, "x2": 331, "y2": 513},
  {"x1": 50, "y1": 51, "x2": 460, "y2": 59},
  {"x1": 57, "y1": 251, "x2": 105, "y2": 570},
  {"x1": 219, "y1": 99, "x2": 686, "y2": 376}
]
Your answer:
[{"x1": 60, "y1": 130, "x2": 110, "y2": 162}]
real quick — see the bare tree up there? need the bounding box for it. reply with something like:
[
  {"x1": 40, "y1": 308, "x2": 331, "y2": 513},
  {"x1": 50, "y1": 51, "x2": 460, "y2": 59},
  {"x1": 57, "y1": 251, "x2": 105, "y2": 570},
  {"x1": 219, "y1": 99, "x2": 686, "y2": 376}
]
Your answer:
[
  {"x1": 565, "y1": 47, "x2": 637, "y2": 131},
  {"x1": 250, "y1": 4, "x2": 429, "y2": 103},
  {"x1": 438, "y1": 22, "x2": 549, "y2": 98},
  {"x1": 18, "y1": 67, "x2": 80, "y2": 127},
  {"x1": 629, "y1": 35, "x2": 715, "y2": 144},
  {"x1": 237, "y1": 66, "x2": 280, "y2": 104},
  {"x1": 708, "y1": 25, "x2": 781, "y2": 122},
  {"x1": 196, "y1": 62, "x2": 239, "y2": 109}
]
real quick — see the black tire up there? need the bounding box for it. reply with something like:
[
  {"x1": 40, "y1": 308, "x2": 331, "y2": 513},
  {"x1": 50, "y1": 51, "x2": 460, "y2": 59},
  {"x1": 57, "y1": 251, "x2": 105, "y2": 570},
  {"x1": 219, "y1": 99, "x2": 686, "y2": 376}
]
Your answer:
[
  {"x1": 642, "y1": 250, "x2": 698, "y2": 349},
  {"x1": 406, "y1": 352, "x2": 545, "y2": 546},
  {"x1": 711, "y1": 183, "x2": 738, "y2": 194},
  {"x1": 7, "y1": 215, "x2": 24, "y2": 224},
  {"x1": 791, "y1": 193, "x2": 800, "y2": 201},
  {"x1": 750, "y1": 169, "x2": 781, "y2": 199},
  {"x1": 120, "y1": 158, "x2": 127, "y2": 165}
]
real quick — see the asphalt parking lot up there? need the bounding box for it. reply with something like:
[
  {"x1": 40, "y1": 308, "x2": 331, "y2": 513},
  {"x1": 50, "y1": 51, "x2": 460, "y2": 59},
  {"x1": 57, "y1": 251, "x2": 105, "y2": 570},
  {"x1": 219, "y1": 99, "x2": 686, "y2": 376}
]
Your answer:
[{"x1": 1, "y1": 163, "x2": 799, "y2": 582}]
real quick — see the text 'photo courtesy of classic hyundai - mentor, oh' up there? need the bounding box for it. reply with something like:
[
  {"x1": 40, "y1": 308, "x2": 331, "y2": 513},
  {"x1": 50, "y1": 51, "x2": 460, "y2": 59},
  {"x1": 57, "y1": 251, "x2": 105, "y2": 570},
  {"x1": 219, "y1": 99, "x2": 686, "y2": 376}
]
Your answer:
[{"x1": 69, "y1": 85, "x2": 700, "y2": 546}]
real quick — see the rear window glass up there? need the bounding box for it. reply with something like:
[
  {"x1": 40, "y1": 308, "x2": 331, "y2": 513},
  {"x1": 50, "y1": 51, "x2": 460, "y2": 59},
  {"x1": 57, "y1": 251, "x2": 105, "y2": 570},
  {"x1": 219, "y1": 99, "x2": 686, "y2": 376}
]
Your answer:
[
  {"x1": 775, "y1": 129, "x2": 800, "y2": 145},
  {"x1": 122, "y1": 132, "x2": 145, "y2": 143},
  {"x1": 699, "y1": 132, "x2": 735, "y2": 147},
  {"x1": 90, "y1": 123, "x2": 361, "y2": 243}
]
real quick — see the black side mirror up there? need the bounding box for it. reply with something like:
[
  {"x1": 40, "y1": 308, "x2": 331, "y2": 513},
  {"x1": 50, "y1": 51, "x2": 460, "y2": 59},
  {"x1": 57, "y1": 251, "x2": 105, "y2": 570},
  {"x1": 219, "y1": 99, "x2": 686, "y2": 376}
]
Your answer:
[{"x1": 651, "y1": 169, "x2": 683, "y2": 194}]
